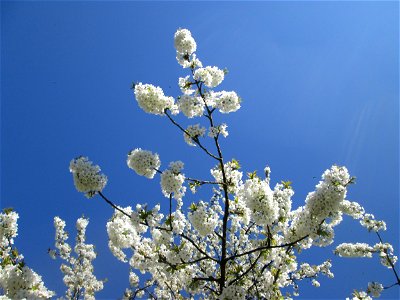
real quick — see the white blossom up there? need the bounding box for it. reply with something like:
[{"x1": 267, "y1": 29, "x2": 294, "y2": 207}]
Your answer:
[
  {"x1": 127, "y1": 148, "x2": 161, "y2": 179},
  {"x1": 334, "y1": 243, "x2": 374, "y2": 258},
  {"x1": 184, "y1": 124, "x2": 206, "y2": 146},
  {"x1": 214, "y1": 91, "x2": 241, "y2": 113},
  {"x1": 188, "y1": 201, "x2": 219, "y2": 237},
  {"x1": 174, "y1": 28, "x2": 196, "y2": 55},
  {"x1": 177, "y1": 94, "x2": 204, "y2": 118},
  {"x1": 53, "y1": 216, "x2": 104, "y2": 299},
  {"x1": 208, "y1": 123, "x2": 228, "y2": 138},
  {"x1": 367, "y1": 282, "x2": 383, "y2": 298},
  {"x1": 160, "y1": 163, "x2": 186, "y2": 200},
  {"x1": 360, "y1": 214, "x2": 387, "y2": 232},
  {"x1": 134, "y1": 83, "x2": 177, "y2": 115},
  {"x1": 193, "y1": 66, "x2": 224, "y2": 88},
  {"x1": 69, "y1": 156, "x2": 107, "y2": 198}
]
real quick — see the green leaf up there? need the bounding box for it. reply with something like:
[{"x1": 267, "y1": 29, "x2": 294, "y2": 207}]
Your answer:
[
  {"x1": 281, "y1": 180, "x2": 292, "y2": 189},
  {"x1": 3, "y1": 207, "x2": 13, "y2": 214},
  {"x1": 189, "y1": 203, "x2": 198, "y2": 212},
  {"x1": 165, "y1": 216, "x2": 174, "y2": 226},
  {"x1": 247, "y1": 170, "x2": 258, "y2": 179},
  {"x1": 231, "y1": 158, "x2": 240, "y2": 170}
]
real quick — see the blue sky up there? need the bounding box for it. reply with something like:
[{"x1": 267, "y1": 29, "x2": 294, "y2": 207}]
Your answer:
[{"x1": 1, "y1": 1, "x2": 399, "y2": 299}]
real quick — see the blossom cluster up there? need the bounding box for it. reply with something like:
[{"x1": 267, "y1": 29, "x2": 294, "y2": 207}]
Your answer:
[
  {"x1": 127, "y1": 148, "x2": 161, "y2": 179},
  {"x1": 52, "y1": 216, "x2": 104, "y2": 300},
  {"x1": 0, "y1": 209, "x2": 55, "y2": 299},
  {"x1": 69, "y1": 156, "x2": 107, "y2": 198}
]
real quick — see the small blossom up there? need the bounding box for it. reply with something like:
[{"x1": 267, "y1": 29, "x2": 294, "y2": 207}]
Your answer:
[
  {"x1": 134, "y1": 83, "x2": 177, "y2": 115},
  {"x1": 127, "y1": 148, "x2": 161, "y2": 179},
  {"x1": 193, "y1": 66, "x2": 224, "y2": 88},
  {"x1": 174, "y1": 28, "x2": 196, "y2": 55},
  {"x1": 214, "y1": 91, "x2": 241, "y2": 113},
  {"x1": 184, "y1": 124, "x2": 206, "y2": 146},
  {"x1": 69, "y1": 156, "x2": 107, "y2": 198},
  {"x1": 177, "y1": 94, "x2": 204, "y2": 118},
  {"x1": 208, "y1": 124, "x2": 228, "y2": 138},
  {"x1": 367, "y1": 282, "x2": 383, "y2": 298}
]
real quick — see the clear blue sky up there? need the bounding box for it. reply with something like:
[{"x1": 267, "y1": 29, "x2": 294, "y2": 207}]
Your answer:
[{"x1": 1, "y1": 1, "x2": 398, "y2": 299}]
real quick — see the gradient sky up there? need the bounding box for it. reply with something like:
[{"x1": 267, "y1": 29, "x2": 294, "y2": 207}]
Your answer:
[{"x1": 1, "y1": 1, "x2": 399, "y2": 299}]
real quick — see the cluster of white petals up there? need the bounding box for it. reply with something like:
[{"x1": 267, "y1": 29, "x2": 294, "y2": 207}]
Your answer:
[
  {"x1": 0, "y1": 265, "x2": 55, "y2": 299},
  {"x1": 335, "y1": 243, "x2": 374, "y2": 258},
  {"x1": 178, "y1": 76, "x2": 195, "y2": 95},
  {"x1": 184, "y1": 124, "x2": 206, "y2": 146},
  {"x1": 160, "y1": 162, "x2": 186, "y2": 200},
  {"x1": 213, "y1": 91, "x2": 241, "y2": 113},
  {"x1": 174, "y1": 28, "x2": 197, "y2": 56},
  {"x1": 69, "y1": 156, "x2": 107, "y2": 198},
  {"x1": 238, "y1": 177, "x2": 279, "y2": 226},
  {"x1": 220, "y1": 284, "x2": 246, "y2": 300},
  {"x1": 347, "y1": 290, "x2": 373, "y2": 300},
  {"x1": 360, "y1": 214, "x2": 387, "y2": 232},
  {"x1": 193, "y1": 66, "x2": 224, "y2": 88},
  {"x1": 188, "y1": 201, "x2": 219, "y2": 236},
  {"x1": 0, "y1": 210, "x2": 55, "y2": 299},
  {"x1": 208, "y1": 123, "x2": 228, "y2": 138},
  {"x1": 107, "y1": 206, "x2": 142, "y2": 262},
  {"x1": 174, "y1": 29, "x2": 201, "y2": 68},
  {"x1": 211, "y1": 160, "x2": 243, "y2": 194},
  {"x1": 340, "y1": 200, "x2": 365, "y2": 219},
  {"x1": 367, "y1": 282, "x2": 383, "y2": 297},
  {"x1": 53, "y1": 216, "x2": 104, "y2": 299},
  {"x1": 287, "y1": 166, "x2": 350, "y2": 246},
  {"x1": 127, "y1": 148, "x2": 161, "y2": 179},
  {"x1": 134, "y1": 83, "x2": 177, "y2": 115},
  {"x1": 177, "y1": 94, "x2": 204, "y2": 118}
]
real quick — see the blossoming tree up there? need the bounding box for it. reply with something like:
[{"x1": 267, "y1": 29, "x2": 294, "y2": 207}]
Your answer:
[{"x1": 0, "y1": 29, "x2": 398, "y2": 300}]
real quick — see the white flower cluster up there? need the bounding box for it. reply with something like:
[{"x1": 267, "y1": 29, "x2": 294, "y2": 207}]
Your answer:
[
  {"x1": 211, "y1": 160, "x2": 243, "y2": 194},
  {"x1": 347, "y1": 290, "x2": 373, "y2": 300},
  {"x1": 160, "y1": 161, "x2": 186, "y2": 200},
  {"x1": 292, "y1": 260, "x2": 334, "y2": 282},
  {"x1": 69, "y1": 156, "x2": 107, "y2": 198},
  {"x1": 134, "y1": 83, "x2": 177, "y2": 115},
  {"x1": 0, "y1": 265, "x2": 55, "y2": 299},
  {"x1": 188, "y1": 201, "x2": 219, "y2": 236},
  {"x1": 237, "y1": 178, "x2": 279, "y2": 226},
  {"x1": 360, "y1": 214, "x2": 387, "y2": 232},
  {"x1": 174, "y1": 29, "x2": 201, "y2": 68},
  {"x1": 53, "y1": 216, "x2": 104, "y2": 300},
  {"x1": 107, "y1": 206, "x2": 142, "y2": 262},
  {"x1": 174, "y1": 29, "x2": 196, "y2": 56},
  {"x1": 340, "y1": 200, "x2": 365, "y2": 219},
  {"x1": 213, "y1": 91, "x2": 241, "y2": 113},
  {"x1": 127, "y1": 148, "x2": 161, "y2": 179},
  {"x1": 220, "y1": 284, "x2": 246, "y2": 300},
  {"x1": 193, "y1": 66, "x2": 225, "y2": 88},
  {"x1": 367, "y1": 282, "x2": 383, "y2": 297},
  {"x1": 288, "y1": 166, "x2": 350, "y2": 245},
  {"x1": 208, "y1": 123, "x2": 228, "y2": 138},
  {"x1": 335, "y1": 243, "x2": 374, "y2": 258},
  {"x1": 0, "y1": 210, "x2": 55, "y2": 299},
  {"x1": 177, "y1": 94, "x2": 204, "y2": 118},
  {"x1": 178, "y1": 76, "x2": 195, "y2": 95},
  {"x1": 184, "y1": 124, "x2": 206, "y2": 146}
]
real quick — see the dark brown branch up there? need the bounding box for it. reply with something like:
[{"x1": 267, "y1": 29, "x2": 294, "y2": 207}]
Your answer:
[
  {"x1": 229, "y1": 251, "x2": 263, "y2": 286},
  {"x1": 164, "y1": 109, "x2": 219, "y2": 160},
  {"x1": 226, "y1": 235, "x2": 309, "y2": 262},
  {"x1": 376, "y1": 232, "x2": 400, "y2": 285},
  {"x1": 98, "y1": 192, "x2": 131, "y2": 218}
]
